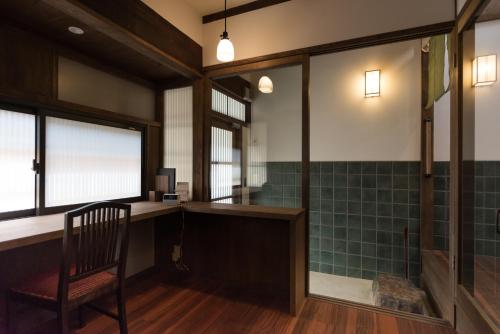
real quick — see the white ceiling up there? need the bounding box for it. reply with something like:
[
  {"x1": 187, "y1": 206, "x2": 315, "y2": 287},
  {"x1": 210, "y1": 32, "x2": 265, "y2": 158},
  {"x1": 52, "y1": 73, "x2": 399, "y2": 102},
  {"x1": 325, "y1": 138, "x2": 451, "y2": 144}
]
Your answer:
[{"x1": 184, "y1": 0, "x2": 255, "y2": 16}]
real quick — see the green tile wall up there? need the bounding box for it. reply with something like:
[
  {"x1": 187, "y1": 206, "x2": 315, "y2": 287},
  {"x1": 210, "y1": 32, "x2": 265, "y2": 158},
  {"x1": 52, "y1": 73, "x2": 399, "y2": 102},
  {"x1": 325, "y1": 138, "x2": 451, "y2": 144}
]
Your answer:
[
  {"x1": 309, "y1": 161, "x2": 421, "y2": 285},
  {"x1": 433, "y1": 162, "x2": 450, "y2": 251},
  {"x1": 474, "y1": 161, "x2": 500, "y2": 257},
  {"x1": 250, "y1": 162, "x2": 302, "y2": 208}
]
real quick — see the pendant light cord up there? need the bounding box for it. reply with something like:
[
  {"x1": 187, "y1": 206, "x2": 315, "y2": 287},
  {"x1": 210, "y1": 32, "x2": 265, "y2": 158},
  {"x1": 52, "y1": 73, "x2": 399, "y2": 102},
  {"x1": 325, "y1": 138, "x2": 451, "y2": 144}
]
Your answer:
[{"x1": 224, "y1": 0, "x2": 227, "y2": 33}]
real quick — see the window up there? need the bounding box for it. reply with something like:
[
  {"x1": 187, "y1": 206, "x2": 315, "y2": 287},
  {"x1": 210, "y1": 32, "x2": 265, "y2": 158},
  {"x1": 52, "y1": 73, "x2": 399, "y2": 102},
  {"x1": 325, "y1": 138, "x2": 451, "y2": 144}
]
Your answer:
[
  {"x1": 212, "y1": 88, "x2": 246, "y2": 122},
  {"x1": 163, "y1": 86, "x2": 193, "y2": 199},
  {"x1": 210, "y1": 126, "x2": 233, "y2": 201},
  {"x1": 45, "y1": 117, "x2": 142, "y2": 207},
  {"x1": 0, "y1": 108, "x2": 36, "y2": 214}
]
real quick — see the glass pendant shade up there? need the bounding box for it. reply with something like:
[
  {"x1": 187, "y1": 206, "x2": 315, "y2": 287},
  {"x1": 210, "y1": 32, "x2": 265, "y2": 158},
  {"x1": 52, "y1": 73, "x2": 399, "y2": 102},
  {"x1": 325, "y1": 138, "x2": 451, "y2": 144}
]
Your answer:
[
  {"x1": 258, "y1": 76, "x2": 273, "y2": 94},
  {"x1": 217, "y1": 35, "x2": 234, "y2": 62}
]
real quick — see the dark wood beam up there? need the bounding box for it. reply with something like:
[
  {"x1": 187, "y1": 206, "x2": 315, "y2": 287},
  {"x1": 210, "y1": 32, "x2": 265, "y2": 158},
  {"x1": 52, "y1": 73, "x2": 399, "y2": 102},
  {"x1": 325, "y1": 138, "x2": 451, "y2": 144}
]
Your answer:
[
  {"x1": 41, "y1": 0, "x2": 203, "y2": 80},
  {"x1": 204, "y1": 21, "x2": 455, "y2": 74},
  {"x1": 202, "y1": 0, "x2": 291, "y2": 24}
]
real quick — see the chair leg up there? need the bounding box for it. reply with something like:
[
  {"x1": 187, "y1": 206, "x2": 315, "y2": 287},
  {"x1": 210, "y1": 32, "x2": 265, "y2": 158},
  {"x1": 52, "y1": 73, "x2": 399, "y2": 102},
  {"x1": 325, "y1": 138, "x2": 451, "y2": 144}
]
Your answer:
[
  {"x1": 116, "y1": 289, "x2": 128, "y2": 334},
  {"x1": 6, "y1": 295, "x2": 16, "y2": 334},
  {"x1": 57, "y1": 308, "x2": 69, "y2": 334},
  {"x1": 78, "y1": 306, "x2": 85, "y2": 329}
]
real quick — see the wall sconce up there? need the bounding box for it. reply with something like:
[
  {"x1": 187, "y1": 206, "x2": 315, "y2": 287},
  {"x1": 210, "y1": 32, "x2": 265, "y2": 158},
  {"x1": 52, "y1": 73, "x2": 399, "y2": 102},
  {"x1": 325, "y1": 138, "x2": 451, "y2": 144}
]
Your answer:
[
  {"x1": 472, "y1": 54, "x2": 497, "y2": 87},
  {"x1": 365, "y1": 70, "x2": 380, "y2": 97}
]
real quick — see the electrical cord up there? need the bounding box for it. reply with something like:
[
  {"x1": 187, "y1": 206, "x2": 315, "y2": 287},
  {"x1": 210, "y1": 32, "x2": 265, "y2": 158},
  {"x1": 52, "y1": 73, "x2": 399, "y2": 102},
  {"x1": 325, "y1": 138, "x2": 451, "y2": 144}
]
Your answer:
[{"x1": 174, "y1": 204, "x2": 190, "y2": 272}]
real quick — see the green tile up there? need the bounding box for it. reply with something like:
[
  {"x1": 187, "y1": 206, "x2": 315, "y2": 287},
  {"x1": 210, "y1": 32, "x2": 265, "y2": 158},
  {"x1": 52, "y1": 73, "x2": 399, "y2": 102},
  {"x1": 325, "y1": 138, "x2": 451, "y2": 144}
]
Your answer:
[
  {"x1": 320, "y1": 251, "x2": 333, "y2": 264},
  {"x1": 334, "y1": 162, "x2": 348, "y2": 174},
  {"x1": 377, "y1": 175, "x2": 392, "y2": 189},
  {"x1": 348, "y1": 241, "x2": 361, "y2": 255},
  {"x1": 362, "y1": 202, "x2": 376, "y2": 217},
  {"x1": 377, "y1": 245, "x2": 392, "y2": 259},
  {"x1": 377, "y1": 217, "x2": 392, "y2": 231},
  {"x1": 347, "y1": 268, "x2": 362, "y2": 278},
  {"x1": 348, "y1": 215, "x2": 361, "y2": 229},
  {"x1": 334, "y1": 227, "x2": 347, "y2": 239},
  {"x1": 362, "y1": 175, "x2": 376, "y2": 188},
  {"x1": 320, "y1": 263, "x2": 333, "y2": 274},
  {"x1": 393, "y1": 190, "x2": 409, "y2": 204},
  {"x1": 320, "y1": 161, "x2": 333, "y2": 174},
  {"x1": 334, "y1": 266, "x2": 347, "y2": 276},
  {"x1": 393, "y1": 175, "x2": 409, "y2": 189},
  {"x1": 348, "y1": 162, "x2": 362, "y2": 174},
  {"x1": 334, "y1": 174, "x2": 347, "y2": 187},
  {"x1": 363, "y1": 257, "x2": 377, "y2": 271},
  {"x1": 362, "y1": 216, "x2": 377, "y2": 230},
  {"x1": 348, "y1": 201, "x2": 361, "y2": 215},
  {"x1": 321, "y1": 187, "x2": 333, "y2": 199},
  {"x1": 362, "y1": 162, "x2": 377, "y2": 174},
  {"x1": 348, "y1": 174, "x2": 361, "y2": 188},
  {"x1": 377, "y1": 259, "x2": 392, "y2": 273},
  {"x1": 362, "y1": 189, "x2": 377, "y2": 202},
  {"x1": 334, "y1": 252, "x2": 347, "y2": 267},
  {"x1": 348, "y1": 254, "x2": 361, "y2": 268},
  {"x1": 377, "y1": 231, "x2": 392, "y2": 245},
  {"x1": 334, "y1": 200, "x2": 347, "y2": 214},
  {"x1": 378, "y1": 190, "x2": 392, "y2": 203},
  {"x1": 348, "y1": 188, "x2": 362, "y2": 202},
  {"x1": 348, "y1": 228, "x2": 362, "y2": 242},
  {"x1": 378, "y1": 203, "x2": 392, "y2": 217},
  {"x1": 334, "y1": 239, "x2": 347, "y2": 253},
  {"x1": 362, "y1": 229, "x2": 376, "y2": 243},
  {"x1": 334, "y1": 187, "x2": 348, "y2": 200},
  {"x1": 393, "y1": 204, "x2": 409, "y2": 218},
  {"x1": 362, "y1": 243, "x2": 376, "y2": 257},
  {"x1": 393, "y1": 162, "x2": 408, "y2": 174},
  {"x1": 334, "y1": 214, "x2": 347, "y2": 227},
  {"x1": 377, "y1": 162, "x2": 392, "y2": 174}
]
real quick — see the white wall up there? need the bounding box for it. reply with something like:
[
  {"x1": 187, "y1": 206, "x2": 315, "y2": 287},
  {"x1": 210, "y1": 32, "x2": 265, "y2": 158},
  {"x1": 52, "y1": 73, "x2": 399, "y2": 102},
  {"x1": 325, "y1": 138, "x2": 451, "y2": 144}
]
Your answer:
[
  {"x1": 203, "y1": 0, "x2": 454, "y2": 65},
  {"x1": 310, "y1": 40, "x2": 422, "y2": 161},
  {"x1": 475, "y1": 20, "x2": 500, "y2": 160},
  {"x1": 142, "y1": 0, "x2": 203, "y2": 46},
  {"x1": 434, "y1": 91, "x2": 451, "y2": 162},
  {"x1": 58, "y1": 57, "x2": 155, "y2": 121},
  {"x1": 457, "y1": 0, "x2": 467, "y2": 15},
  {"x1": 249, "y1": 65, "x2": 302, "y2": 162}
]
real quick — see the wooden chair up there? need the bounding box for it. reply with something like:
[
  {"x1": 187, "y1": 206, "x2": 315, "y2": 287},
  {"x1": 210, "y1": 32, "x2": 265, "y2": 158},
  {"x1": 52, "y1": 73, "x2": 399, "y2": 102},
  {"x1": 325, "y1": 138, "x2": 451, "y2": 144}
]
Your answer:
[{"x1": 6, "y1": 202, "x2": 131, "y2": 334}]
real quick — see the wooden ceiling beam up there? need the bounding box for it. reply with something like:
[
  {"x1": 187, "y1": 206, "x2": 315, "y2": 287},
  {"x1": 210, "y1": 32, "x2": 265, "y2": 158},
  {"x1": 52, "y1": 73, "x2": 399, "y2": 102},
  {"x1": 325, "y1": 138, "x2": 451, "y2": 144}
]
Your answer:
[
  {"x1": 202, "y1": 0, "x2": 291, "y2": 24},
  {"x1": 41, "y1": 0, "x2": 203, "y2": 80}
]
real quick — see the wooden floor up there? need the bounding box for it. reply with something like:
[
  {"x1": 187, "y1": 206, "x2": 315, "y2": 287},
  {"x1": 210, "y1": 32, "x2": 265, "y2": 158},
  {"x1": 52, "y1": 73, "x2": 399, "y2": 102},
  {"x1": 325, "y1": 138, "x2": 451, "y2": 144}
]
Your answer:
[{"x1": 6, "y1": 275, "x2": 456, "y2": 334}]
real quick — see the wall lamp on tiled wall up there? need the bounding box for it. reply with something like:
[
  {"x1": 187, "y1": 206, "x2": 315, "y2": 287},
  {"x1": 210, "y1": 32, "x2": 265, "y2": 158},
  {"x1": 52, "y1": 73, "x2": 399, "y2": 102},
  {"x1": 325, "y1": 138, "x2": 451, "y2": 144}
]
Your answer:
[
  {"x1": 365, "y1": 70, "x2": 381, "y2": 97},
  {"x1": 472, "y1": 54, "x2": 497, "y2": 87}
]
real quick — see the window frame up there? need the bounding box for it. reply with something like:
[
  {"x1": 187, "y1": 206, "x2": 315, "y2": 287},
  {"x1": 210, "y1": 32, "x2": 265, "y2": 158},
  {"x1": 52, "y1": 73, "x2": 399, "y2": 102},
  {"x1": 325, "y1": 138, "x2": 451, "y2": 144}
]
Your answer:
[
  {"x1": 0, "y1": 102, "x2": 147, "y2": 221},
  {"x1": 0, "y1": 103, "x2": 38, "y2": 221}
]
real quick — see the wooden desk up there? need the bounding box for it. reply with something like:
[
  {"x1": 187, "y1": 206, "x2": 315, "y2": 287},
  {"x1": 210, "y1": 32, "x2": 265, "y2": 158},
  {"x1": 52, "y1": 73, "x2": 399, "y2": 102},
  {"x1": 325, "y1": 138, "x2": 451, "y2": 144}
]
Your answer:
[
  {"x1": 0, "y1": 202, "x2": 179, "y2": 253},
  {"x1": 0, "y1": 201, "x2": 306, "y2": 315}
]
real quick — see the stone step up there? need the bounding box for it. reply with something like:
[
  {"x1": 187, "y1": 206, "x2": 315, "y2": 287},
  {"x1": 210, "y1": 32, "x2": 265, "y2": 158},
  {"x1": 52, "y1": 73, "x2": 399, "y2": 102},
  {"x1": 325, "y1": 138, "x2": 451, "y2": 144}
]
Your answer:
[{"x1": 372, "y1": 273, "x2": 425, "y2": 315}]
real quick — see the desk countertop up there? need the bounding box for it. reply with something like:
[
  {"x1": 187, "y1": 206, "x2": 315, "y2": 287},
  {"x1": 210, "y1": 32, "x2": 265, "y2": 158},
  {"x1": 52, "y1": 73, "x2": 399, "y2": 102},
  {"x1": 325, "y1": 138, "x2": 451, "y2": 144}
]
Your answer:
[{"x1": 0, "y1": 202, "x2": 305, "y2": 252}]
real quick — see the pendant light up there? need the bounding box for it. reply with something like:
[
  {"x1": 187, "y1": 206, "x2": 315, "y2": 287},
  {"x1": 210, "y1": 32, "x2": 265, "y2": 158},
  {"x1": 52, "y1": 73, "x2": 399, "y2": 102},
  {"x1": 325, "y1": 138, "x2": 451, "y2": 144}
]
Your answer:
[
  {"x1": 258, "y1": 76, "x2": 273, "y2": 94},
  {"x1": 216, "y1": 0, "x2": 235, "y2": 62}
]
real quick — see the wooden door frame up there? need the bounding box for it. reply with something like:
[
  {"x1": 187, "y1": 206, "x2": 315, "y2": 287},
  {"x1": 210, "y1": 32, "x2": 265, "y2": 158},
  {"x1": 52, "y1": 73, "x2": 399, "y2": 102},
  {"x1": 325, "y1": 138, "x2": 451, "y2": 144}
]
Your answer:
[
  {"x1": 202, "y1": 54, "x2": 311, "y2": 294},
  {"x1": 451, "y1": 0, "x2": 498, "y2": 332}
]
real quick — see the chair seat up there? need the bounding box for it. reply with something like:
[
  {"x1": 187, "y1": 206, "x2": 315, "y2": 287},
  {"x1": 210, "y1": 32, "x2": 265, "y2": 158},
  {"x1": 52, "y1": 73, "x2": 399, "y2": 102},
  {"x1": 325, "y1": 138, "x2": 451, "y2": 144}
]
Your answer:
[{"x1": 10, "y1": 269, "x2": 118, "y2": 305}]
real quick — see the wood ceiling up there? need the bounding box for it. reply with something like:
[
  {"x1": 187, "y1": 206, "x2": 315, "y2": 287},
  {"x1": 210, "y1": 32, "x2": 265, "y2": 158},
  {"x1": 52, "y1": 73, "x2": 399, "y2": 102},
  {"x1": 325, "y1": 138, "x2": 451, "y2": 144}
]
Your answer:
[{"x1": 0, "y1": 0, "x2": 202, "y2": 83}]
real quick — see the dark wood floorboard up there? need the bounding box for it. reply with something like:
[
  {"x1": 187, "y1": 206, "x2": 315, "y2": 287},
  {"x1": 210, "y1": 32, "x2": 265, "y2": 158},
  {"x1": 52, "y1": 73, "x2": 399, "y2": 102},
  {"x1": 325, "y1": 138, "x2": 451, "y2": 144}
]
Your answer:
[{"x1": 1, "y1": 275, "x2": 456, "y2": 334}]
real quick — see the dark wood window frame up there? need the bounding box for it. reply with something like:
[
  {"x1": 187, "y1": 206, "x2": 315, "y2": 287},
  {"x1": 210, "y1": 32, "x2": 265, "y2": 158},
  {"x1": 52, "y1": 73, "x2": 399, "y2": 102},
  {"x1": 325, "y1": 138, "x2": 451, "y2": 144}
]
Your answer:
[
  {"x1": 0, "y1": 101, "x2": 148, "y2": 221},
  {"x1": 209, "y1": 86, "x2": 248, "y2": 202}
]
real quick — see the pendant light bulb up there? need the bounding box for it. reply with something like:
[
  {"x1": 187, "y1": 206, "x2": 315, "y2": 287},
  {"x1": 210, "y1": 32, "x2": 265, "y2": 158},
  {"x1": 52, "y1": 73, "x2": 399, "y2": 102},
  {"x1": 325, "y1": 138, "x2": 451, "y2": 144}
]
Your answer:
[
  {"x1": 216, "y1": 0, "x2": 234, "y2": 62},
  {"x1": 217, "y1": 31, "x2": 235, "y2": 62}
]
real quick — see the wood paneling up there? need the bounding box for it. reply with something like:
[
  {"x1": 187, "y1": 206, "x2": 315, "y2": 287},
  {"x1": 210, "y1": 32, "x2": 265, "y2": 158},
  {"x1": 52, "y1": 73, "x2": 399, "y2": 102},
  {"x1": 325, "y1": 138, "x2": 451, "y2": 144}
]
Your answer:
[
  {"x1": 456, "y1": 286, "x2": 496, "y2": 334},
  {"x1": 0, "y1": 0, "x2": 201, "y2": 82},
  {"x1": 421, "y1": 251, "x2": 453, "y2": 321},
  {"x1": 77, "y1": 0, "x2": 202, "y2": 71},
  {"x1": 0, "y1": 24, "x2": 56, "y2": 100},
  {"x1": 202, "y1": 0, "x2": 291, "y2": 24},
  {"x1": 26, "y1": 275, "x2": 457, "y2": 334}
]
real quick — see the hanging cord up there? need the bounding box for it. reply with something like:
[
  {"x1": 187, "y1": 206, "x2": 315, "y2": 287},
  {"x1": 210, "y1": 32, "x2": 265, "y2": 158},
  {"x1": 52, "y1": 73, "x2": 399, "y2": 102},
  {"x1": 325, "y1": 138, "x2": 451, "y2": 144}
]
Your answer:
[
  {"x1": 174, "y1": 204, "x2": 190, "y2": 272},
  {"x1": 224, "y1": 0, "x2": 227, "y2": 33}
]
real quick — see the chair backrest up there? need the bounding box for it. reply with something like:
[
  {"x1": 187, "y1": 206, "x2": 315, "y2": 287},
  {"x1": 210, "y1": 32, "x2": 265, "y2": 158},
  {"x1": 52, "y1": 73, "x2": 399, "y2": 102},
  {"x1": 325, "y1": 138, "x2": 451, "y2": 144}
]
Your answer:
[{"x1": 58, "y1": 202, "x2": 131, "y2": 302}]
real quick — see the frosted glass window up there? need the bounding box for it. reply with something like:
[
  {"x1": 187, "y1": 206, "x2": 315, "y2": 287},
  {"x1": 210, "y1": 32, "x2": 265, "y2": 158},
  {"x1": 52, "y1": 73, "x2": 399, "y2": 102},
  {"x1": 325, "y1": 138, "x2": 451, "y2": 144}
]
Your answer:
[
  {"x1": 163, "y1": 87, "x2": 193, "y2": 199},
  {"x1": 0, "y1": 109, "x2": 36, "y2": 213},
  {"x1": 45, "y1": 117, "x2": 142, "y2": 207},
  {"x1": 211, "y1": 127, "x2": 233, "y2": 200},
  {"x1": 211, "y1": 88, "x2": 246, "y2": 122}
]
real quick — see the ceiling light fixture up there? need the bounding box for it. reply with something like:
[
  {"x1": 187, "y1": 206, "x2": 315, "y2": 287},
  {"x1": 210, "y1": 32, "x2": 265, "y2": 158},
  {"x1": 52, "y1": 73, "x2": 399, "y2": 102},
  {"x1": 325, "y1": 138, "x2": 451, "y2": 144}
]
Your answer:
[
  {"x1": 258, "y1": 76, "x2": 273, "y2": 94},
  {"x1": 216, "y1": 0, "x2": 234, "y2": 62},
  {"x1": 68, "y1": 26, "x2": 84, "y2": 35}
]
